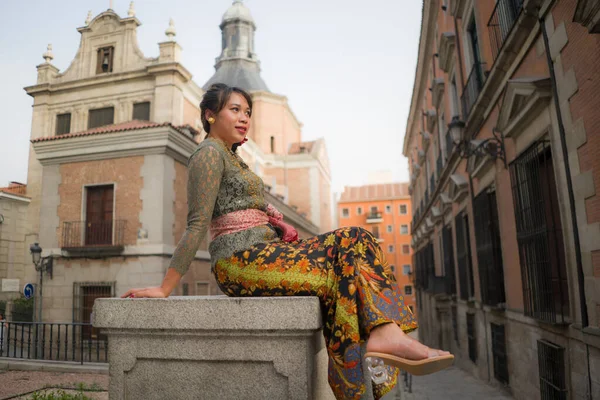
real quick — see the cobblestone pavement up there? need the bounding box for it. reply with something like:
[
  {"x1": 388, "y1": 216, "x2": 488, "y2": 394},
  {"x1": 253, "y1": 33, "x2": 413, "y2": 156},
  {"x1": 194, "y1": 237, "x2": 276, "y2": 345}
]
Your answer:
[
  {"x1": 398, "y1": 367, "x2": 513, "y2": 400},
  {"x1": 0, "y1": 370, "x2": 108, "y2": 400}
]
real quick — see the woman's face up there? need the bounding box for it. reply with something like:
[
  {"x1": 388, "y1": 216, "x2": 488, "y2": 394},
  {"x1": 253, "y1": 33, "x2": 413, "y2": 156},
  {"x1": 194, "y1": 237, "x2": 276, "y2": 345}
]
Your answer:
[{"x1": 207, "y1": 92, "x2": 251, "y2": 147}]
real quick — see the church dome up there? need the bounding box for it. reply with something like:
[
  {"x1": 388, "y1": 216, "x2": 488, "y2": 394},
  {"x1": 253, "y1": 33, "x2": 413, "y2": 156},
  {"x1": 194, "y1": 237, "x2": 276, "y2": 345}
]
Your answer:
[{"x1": 222, "y1": 1, "x2": 254, "y2": 24}]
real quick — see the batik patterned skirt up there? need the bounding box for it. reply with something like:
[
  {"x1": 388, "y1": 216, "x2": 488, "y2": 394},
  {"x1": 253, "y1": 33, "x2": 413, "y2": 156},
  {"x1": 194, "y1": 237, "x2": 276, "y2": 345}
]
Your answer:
[{"x1": 213, "y1": 227, "x2": 417, "y2": 400}]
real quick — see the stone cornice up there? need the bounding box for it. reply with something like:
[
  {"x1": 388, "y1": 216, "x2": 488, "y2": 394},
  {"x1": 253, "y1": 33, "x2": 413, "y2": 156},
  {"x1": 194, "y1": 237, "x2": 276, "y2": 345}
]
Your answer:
[
  {"x1": 403, "y1": 1, "x2": 437, "y2": 156},
  {"x1": 32, "y1": 126, "x2": 198, "y2": 166},
  {"x1": 0, "y1": 192, "x2": 31, "y2": 203}
]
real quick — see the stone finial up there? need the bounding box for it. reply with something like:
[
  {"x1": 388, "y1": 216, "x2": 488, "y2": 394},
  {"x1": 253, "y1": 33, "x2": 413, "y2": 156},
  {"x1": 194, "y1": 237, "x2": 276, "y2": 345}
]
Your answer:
[
  {"x1": 128, "y1": 1, "x2": 135, "y2": 17},
  {"x1": 42, "y1": 44, "x2": 54, "y2": 63},
  {"x1": 85, "y1": 10, "x2": 92, "y2": 25},
  {"x1": 165, "y1": 18, "x2": 176, "y2": 41}
]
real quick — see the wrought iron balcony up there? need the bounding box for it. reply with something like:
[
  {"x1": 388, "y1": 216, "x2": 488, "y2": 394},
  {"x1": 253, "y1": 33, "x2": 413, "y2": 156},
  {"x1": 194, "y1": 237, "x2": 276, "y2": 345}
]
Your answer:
[
  {"x1": 62, "y1": 220, "x2": 126, "y2": 254},
  {"x1": 488, "y1": 0, "x2": 524, "y2": 62},
  {"x1": 461, "y1": 63, "x2": 485, "y2": 120},
  {"x1": 366, "y1": 212, "x2": 383, "y2": 223}
]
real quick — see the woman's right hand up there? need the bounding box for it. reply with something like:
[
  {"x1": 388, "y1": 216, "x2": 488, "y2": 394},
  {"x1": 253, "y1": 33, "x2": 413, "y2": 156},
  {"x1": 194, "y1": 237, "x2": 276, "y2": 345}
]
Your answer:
[{"x1": 121, "y1": 286, "x2": 168, "y2": 299}]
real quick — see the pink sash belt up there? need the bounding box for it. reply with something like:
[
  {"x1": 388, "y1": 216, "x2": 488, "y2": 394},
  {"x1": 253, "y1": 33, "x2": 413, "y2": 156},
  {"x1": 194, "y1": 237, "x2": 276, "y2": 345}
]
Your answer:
[{"x1": 210, "y1": 204, "x2": 298, "y2": 242}]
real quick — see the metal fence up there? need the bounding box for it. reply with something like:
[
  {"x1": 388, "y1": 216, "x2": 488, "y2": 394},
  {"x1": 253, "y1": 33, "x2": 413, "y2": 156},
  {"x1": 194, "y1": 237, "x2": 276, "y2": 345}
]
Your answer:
[
  {"x1": 0, "y1": 321, "x2": 107, "y2": 364},
  {"x1": 62, "y1": 220, "x2": 126, "y2": 249},
  {"x1": 461, "y1": 64, "x2": 485, "y2": 119}
]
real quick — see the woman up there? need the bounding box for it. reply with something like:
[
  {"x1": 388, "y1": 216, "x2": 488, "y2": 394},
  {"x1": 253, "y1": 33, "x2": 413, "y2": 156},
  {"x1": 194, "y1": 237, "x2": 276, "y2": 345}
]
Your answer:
[{"x1": 122, "y1": 83, "x2": 453, "y2": 399}]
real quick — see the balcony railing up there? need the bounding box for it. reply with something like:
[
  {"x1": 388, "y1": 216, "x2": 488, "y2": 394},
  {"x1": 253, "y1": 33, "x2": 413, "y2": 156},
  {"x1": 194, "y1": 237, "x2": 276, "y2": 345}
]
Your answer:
[
  {"x1": 62, "y1": 220, "x2": 126, "y2": 250},
  {"x1": 488, "y1": 0, "x2": 524, "y2": 62},
  {"x1": 366, "y1": 212, "x2": 383, "y2": 223},
  {"x1": 461, "y1": 64, "x2": 485, "y2": 120}
]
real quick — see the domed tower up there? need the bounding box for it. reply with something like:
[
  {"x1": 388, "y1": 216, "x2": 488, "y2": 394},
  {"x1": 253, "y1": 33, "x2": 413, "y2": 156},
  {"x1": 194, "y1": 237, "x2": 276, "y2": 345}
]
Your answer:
[{"x1": 203, "y1": 0, "x2": 269, "y2": 92}]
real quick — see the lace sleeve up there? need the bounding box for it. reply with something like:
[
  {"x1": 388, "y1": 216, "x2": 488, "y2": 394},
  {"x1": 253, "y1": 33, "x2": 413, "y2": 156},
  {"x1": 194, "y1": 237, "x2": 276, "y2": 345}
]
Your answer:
[{"x1": 169, "y1": 145, "x2": 224, "y2": 275}]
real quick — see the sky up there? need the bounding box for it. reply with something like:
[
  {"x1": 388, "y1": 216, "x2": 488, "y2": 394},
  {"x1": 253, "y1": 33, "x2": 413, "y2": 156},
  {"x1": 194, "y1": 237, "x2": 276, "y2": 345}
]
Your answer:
[{"x1": 0, "y1": 0, "x2": 422, "y2": 195}]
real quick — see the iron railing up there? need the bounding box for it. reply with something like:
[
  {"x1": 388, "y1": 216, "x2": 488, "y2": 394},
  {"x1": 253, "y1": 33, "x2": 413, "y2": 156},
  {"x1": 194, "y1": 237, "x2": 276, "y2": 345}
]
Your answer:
[
  {"x1": 491, "y1": 323, "x2": 509, "y2": 384},
  {"x1": 474, "y1": 189, "x2": 506, "y2": 307},
  {"x1": 488, "y1": 0, "x2": 524, "y2": 61},
  {"x1": 461, "y1": 63, "x2": 485, "y2": 120},
  {"x1": 510, "y1": 141, "x2": 569, "y2": 324},
  {"x1": 0, "y1": 321, "x2": 107, "y2": 364},
  {"x1": 467, "y1": 313, "x2": 477, "y2": 363},
  {"x1": 538, "y1": 340, "x2": 567, "y2": 400},
  {"x1": 455, "y1": 212, "x2": 474, "y2": 300},
  {"x1": 62, "y1": 220, "x2": 126, "y2": 249}
]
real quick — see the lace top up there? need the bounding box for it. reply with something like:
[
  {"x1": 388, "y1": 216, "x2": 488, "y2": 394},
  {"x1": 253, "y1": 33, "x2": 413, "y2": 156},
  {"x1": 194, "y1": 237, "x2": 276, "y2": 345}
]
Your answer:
[{"x1": 169, "y1": 137, "x2": 279, "y2": 275}]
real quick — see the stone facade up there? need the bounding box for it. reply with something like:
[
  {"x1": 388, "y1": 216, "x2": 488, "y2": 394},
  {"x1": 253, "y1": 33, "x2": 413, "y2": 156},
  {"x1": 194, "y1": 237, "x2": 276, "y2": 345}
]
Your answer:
[
  {"x1": 403, "y1": 0, "x2": 600, "y2": 399},
  {"x1": 0, "y1": 184, "x2": 30, "y2": 303}
]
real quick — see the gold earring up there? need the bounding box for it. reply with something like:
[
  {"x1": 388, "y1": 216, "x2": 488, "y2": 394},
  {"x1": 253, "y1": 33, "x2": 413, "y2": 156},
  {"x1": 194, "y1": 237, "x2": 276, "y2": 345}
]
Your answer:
[{"x1": 208, "y1": 117, "x2": 215, "y2": 124}]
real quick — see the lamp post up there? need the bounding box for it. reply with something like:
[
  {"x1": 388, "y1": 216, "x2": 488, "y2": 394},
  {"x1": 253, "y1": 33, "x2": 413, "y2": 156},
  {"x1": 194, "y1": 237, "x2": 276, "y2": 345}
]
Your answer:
[
  {"x1": 448, "y1": 116, "x2": 507, "y2": 167},
  {"x1": 30, "y1": 243, "x2": 53, "y2": 323}
]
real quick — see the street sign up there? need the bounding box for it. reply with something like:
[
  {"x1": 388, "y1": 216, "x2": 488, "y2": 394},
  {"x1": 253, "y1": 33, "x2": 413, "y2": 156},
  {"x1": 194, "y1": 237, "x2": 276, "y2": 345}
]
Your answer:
[
  {"x1": 23, "y1": 283, "x2": 35, "y2": 299},
  {"x1": 1, "y1": 279, "x2": 19, "y2": 292}
]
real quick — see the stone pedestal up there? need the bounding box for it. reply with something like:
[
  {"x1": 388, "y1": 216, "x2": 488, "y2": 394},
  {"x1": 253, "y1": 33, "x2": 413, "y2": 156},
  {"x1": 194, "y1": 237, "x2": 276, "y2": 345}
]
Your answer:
[{"x1": 93, "y1": 296, "x2": 336, "y2": 400}]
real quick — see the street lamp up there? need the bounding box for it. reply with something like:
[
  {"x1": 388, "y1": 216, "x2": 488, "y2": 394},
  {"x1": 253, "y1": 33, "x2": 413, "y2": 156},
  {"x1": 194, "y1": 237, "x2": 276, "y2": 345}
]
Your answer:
[
  {"x1": 448, "y1": 116, "x2": 507, "y2": 167},
  {"x1": 30, "y1": 242, "x2": 53, "y2": 279}
]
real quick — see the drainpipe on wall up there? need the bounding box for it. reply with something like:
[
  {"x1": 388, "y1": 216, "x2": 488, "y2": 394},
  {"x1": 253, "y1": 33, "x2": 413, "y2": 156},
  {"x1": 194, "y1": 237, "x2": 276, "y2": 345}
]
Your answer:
[
  {"x1": 539, "y1": 16, "x2": 588, "y2": 329},
  {"x1": 539, "y1": 13, "x2": 592, "y2": 400}
]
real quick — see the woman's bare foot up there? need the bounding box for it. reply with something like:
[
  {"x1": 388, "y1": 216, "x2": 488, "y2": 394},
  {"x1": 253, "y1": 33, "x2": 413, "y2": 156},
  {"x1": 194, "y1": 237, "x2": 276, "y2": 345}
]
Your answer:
[{"x1": 366, "y1": 323, "x2": 451, "y2": 360}]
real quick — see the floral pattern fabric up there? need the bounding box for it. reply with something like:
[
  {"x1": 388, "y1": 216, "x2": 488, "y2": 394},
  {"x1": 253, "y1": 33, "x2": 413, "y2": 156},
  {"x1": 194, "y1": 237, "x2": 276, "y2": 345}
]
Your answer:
[{"x1": 214, "y1": 226, "x2": 418, "y2": 400}]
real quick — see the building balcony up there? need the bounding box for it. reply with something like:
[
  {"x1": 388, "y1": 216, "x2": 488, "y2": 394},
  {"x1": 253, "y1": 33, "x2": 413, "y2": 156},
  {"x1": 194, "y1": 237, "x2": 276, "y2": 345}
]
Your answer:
[
  {"x1": 366, "y1": 212, "x2": 383, "y2": 223},
  {"x1": 488, "y1": 0, "x2": 524, "y2": 62},
  {"x1": 461, "y1": 63, "x2": 485, "y2": 120},
  {"x1": 61, "y1": 220, "x2": 126, "y2": 255}
]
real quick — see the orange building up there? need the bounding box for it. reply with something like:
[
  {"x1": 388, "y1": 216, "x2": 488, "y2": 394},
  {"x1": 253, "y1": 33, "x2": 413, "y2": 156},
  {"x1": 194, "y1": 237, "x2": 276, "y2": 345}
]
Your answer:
[{"x1": 337, "y1": 183, "x2": 415, "y2": 315}]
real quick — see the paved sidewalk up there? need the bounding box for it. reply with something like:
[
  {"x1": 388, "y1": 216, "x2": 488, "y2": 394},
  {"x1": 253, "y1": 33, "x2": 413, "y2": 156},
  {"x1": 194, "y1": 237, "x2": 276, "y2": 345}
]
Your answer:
[
  {"x1": 0, "y1": 370, "x2": 108, "y2": 400},
  {"x1": 399, "y1": 367, "x2": 513, "y2": 400}
]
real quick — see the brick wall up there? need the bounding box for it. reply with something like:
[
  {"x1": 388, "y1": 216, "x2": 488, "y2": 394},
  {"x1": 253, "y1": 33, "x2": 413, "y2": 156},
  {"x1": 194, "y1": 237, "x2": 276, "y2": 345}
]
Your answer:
[{"x1": 57, "y1": 157, "x2": 144, "y2": 247}]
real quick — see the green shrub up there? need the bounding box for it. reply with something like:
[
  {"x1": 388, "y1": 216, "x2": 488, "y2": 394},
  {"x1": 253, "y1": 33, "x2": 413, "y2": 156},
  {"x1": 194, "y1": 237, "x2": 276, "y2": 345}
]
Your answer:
[
  {"x1": 11, "y1": 296, "x2": 34, "y2": 322},
  {"x1": 29, "y1": 389, "x2": 91, "y2": 400}
]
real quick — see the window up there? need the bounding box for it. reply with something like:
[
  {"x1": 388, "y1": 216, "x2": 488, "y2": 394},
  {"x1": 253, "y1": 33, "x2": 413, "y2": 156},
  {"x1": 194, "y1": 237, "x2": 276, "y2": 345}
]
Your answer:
[
  {"x1": 399, "y1": 204, "x2": 408, "y2": 214},
  {"x1": 402, "y1": 245, "x2": 410, "y2": 254},
  {"x1": 510, "y1": 141, "x2": 569, "y2": 323},
  {"x1": 455, "y1": 212, "x2": 474, "y2": 300},
  {"x1": 400, "y1": 224, "x2": 409, "y2": 235},
  {"x1": 388, "y1": 245, "x2": 394, "y2": 253},
  {"x1": 133, "y1": 102, "x2": 150, "y2": 121},
  {"x1": 56, "y1": 113, "x2": 71, "y2": 135},
  {"x1": 538, "y1": 340, "x2": 567, "y2": 400},
  {"x1": 491, "y1": 323, "x2": 509, "y2": 384},
  {"x1": 341, "y1": 208, "x2": 349, "y2": 218},
  {"x1": 370, "y1": 206, "x2": 378, "y2": 214},
  {"x1": 96, "y1": 46, "x2": 114, "y2": 74},
  {"x1": 357, "y1": 207, "x2": 363, "y2": 215},
  {"x1": 387, "y1": 225, "x2": 393, "y2": 233},
  {"x1": 404, "y1": 285, "x2": 413, "y2": 295},
  {"x1": 474, "y1": 188, "x2": 506, "y2": 307},
  {"x1": 442, "y1": 224, "x2": 456, "y2": 296},
  {"x1": 467, "y1": 312, "x2": 477, "y2": 363},
  {"x1": 196, "y1": 281, "x2": 210, "y2": 295},
  {"x1": 385, "y1": 205, "x2": 392, "y2": 214},
  {"x1": 182, "y1": 283, "x2": 189, "y2": 296},
  {"x1": 88, "y1": 107, "x2": 114, "y2": 129},
  {"x1": 408, "y1": 305, "x2": 415, "y2": 314},
  {"x1": 390, "y1": 265, "x2": 395, "y2": 273},
  {"x1": 270, "y1": 136, "x2": 275, "y2": 153},
  {"x1": 85, "y1": 185, "x2": 114, "y2": 246},
  {"x1": 73, "y1": 282, "x2": 115, "y2": 340},
  {"x1": 450, "y1": 75, "x2": 460, "y2": 118},
  {"x1": 372, "y1": 226, "x2": 380, "y2": 239},
  {"x1": 403, "y1": 265, "x2": 411, "y2": 275}
]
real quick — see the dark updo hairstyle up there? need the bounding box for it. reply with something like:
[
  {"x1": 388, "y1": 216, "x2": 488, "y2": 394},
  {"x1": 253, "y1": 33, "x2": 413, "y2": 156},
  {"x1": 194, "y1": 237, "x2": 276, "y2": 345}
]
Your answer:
[{"x1": 200, "y1": 83, "x2": 253, "y2": 152}]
